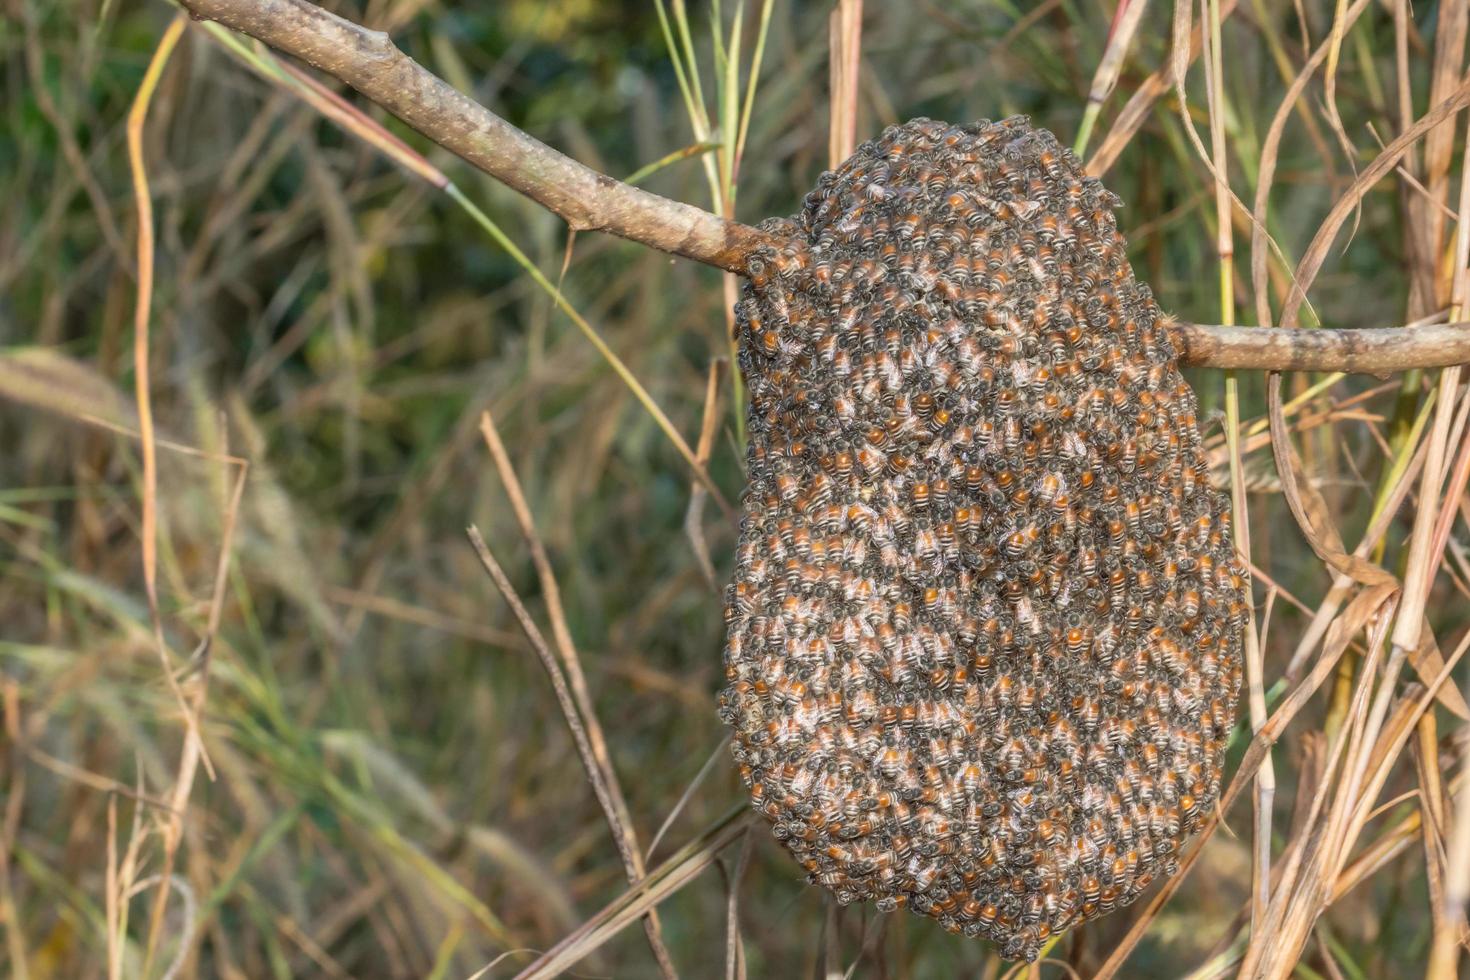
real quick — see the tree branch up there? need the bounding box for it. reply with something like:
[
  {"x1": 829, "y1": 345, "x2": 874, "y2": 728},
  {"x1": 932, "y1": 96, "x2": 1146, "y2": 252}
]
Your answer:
[
  {"x1": 178, "y1": 0, "x2": 773, "y2": 272},
  {"x1": 179, "y1": 0, "x2": 1470, "y2": 375},
  {"x1": 1169, "y1": 321, "x2": 1470, "y2": 372}
]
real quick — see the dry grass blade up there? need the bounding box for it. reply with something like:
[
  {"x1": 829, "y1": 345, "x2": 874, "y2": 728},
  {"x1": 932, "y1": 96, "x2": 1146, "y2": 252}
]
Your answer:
[
  {"x1": 1249, "y1": 0, "x2": 1374, "y2": 329},
  {"x1": 646, "y1": 735, "x2": 731, "y2": 861},
  {"x1": 199, "y1": 22, "x2": 731, "y2": 516},
  {"x1": 1, "y1": 683, "x2": 28, "y2": 980},
  {"x1": 125, "y1": 15, "x2": 222, "y2": 972},
  {"x1": 1196, "y1": 0, "x2": 1276, "y2": 937},
  {"x1": 1413, "y1": 0, "x2": 1468, "y2": 316},
  {"x1": 478, "y1": 411, "x2": 632, "y2": 824},
  {"x1": 477, "y1": 411, "x2": 678, "y2": 978},
  {"x1": 1389, "y1": 392, "x2": 1464, "y2": 648},
  {"x1": 1086, "y1": 0, "x2": 1239, "y2": 176},
  {"x1": 1416, "y1": 629, "x2": 1470, "y2": 977},
  {"x1": 126, "y1": 14, "x2": 187, "y2": 689},
  {"x1": 103, "y1": 792, "x2": 116, "y2": 980},
  {"x1": 204, "y1": 19, "x2": 450, "y2": 187},
  {"x1": 724, "y1": 828, "x2": 753, "y2": 980},
  {"x1": 1316, "y1": 0, "x2": 1362, "y2": 209},
  {"x1": 1280, "y1": 79, "x2": 1470, "y2": 329},
  {"x1": 1428, "y1": 385, "x2": 1470, "y2": 566},
  {"x1": 509, "y1": 805, "x2": 753, "y2": 980},
  {"x1": 1422, "y1": 410, "x2": 1470, "y2": 979},
  {"x1": 1245, "y1": 362, "x2": 1463, "y2": 972},
  {"x1": 1268, "y1": 376, "x2": 1399, "y2": 587},
  {"x1": 1268, "y1": 401, "x2": 1430, "y2": 737},
  {"x1": 19, "y1": 2, "x2": 1470, "y2": 975},
  {"x1": 1414, "y1": 712, "x2": 1452, "y2": 960},
  {"x1": 684, "y1": 359, "x2": 728, "y2": 589},
  {"x1": 274, "y1": 58, "x2": 449, "y2": 189},
  {"x1": 1433, "y1": 736, "x2": 1470, "y2": 976},
  {"x1": 109, "y1": 769, "x2": 152, "y2": 980},
  {"x1": 1355, "y1": 633, "x2": 1470, "y2": 975},
  {"x1": 126, "y1": 874, "x2": 197, "y2": 980},
  {"x1": 820, "y1": 897, "x2": 842, "y2": 980},
  {"x1": 828, "y1": 0, "x2": 863, "y2": 168},
  {"x1": 452, "y1": 185, "x2": 731, "y2": 515},
  {"x1": 1073, "y1": 0, "x2": 1150, "y2": 157},
  {"x1": 1229, "y1": 589, "x2": 1400, "y2": 978},
  {"x1": 0, "y1": 347, "x2": 139, "y2": 430},
  {"x1": 465, "y1": 525, "x2": 677, "y2": 978},
  {"x1": 1167, "y1": 0, "x2": 1304, "y2": 333},
  {"x1": 1410, "y1": 628, "x2": 1470, "y2": 722},
  {"x1": 324, "y1": 586, "x2": 522, "y2": 647}
]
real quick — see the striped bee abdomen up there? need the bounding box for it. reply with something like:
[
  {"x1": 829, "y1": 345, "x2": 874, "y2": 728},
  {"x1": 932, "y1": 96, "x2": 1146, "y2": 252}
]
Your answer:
[{"x1": 719, "y1": 117, "x2": 1247, "y2": 962}]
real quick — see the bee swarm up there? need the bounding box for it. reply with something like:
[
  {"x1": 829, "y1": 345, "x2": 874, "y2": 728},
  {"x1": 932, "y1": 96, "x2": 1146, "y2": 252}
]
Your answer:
[{"x1": 719, "y1": 117, "x2": 1247, "y2": 961}]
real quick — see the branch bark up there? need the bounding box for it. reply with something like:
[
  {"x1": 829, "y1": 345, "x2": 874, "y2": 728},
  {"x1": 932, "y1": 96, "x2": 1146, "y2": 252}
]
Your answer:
[
  {"x1": 1169, "y1": 321, "x2": 1470, "y2": 372},
  {"x1": 180, "y1": 0, "x2": 1470, "y2": 375},
  {"x1": 179, "y1": 0, "x2": 773, "y2": 272}
]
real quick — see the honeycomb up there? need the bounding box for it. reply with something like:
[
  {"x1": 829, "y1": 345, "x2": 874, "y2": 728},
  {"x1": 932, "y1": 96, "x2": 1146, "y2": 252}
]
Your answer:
[{"x1": 718, "y1": 117, "x2": 1247, "y2": 961}]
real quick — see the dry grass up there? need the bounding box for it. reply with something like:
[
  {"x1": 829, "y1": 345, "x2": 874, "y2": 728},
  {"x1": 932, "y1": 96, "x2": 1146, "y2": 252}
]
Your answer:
[{"x1": 3, "y1": 0, "x2": 1470, "y2": 977}]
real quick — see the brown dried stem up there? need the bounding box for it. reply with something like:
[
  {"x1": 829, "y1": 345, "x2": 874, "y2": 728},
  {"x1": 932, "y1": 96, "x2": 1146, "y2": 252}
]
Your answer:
[
  {"x1": 512, "y1": 805, "x2": 754, "y2": 980},
  {"x1": 828, "y1": 0, "x2": 863, "y2": 168},
  {"x1": 477, "y1": 412, "x2": 677, "y2": 979},
  {"x1": 466, "y1": 526, "x2": 675, "y2": 976},
  {"x1": 177, "y1": 0, "x2": 1470, "y2": 376}
]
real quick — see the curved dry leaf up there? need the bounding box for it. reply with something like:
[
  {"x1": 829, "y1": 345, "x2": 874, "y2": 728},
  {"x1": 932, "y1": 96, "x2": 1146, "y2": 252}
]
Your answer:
[
  {"x1": 684, "y1": 358, "x2": 726, "y2": 589},
  {"x1": 1281, "y1": 77, "x2": 1470, "y2": 329},
  {"x1": 1085, "y1": 0, "x2": 1241, "y2": 177},
  {"x1": 1268, "y1": 373, "x2": 1397, "y2": 587},
  {"x1": 1411, "y1": 626, "x2": 1470, "y2": 721},
  {"x1": 1250, "y1": 0, "x2": 1374, "y2": 330}
]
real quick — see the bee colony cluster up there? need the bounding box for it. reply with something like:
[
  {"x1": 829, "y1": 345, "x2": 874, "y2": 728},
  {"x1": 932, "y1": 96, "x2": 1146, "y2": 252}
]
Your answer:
[{"x1": 719, "y1": 117, "x2": 1247, "y2": 961}]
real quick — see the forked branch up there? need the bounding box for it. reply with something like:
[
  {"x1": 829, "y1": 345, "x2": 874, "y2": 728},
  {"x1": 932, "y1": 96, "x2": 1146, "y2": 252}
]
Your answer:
[{"x1": 180, "y1": 0, "x2": 1470, "y2": 375}]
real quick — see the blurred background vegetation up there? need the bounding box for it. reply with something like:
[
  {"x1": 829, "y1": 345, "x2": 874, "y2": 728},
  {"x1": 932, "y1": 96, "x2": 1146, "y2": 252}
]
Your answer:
[{"x1": 3, "y1": 0, "x2": 1469, "y2": 977}]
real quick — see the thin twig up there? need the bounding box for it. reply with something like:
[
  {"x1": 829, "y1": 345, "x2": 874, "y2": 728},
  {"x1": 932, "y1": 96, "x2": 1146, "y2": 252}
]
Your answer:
[
  {"x1": 510, "y1": 805, "x2": 753, "y2": 980},
  {"x1": 477, "y1": 412, "x2": 678, "y2": 978},
  {"x1": 466, "y1": 526, "x2": 677, "y2": 978}
]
